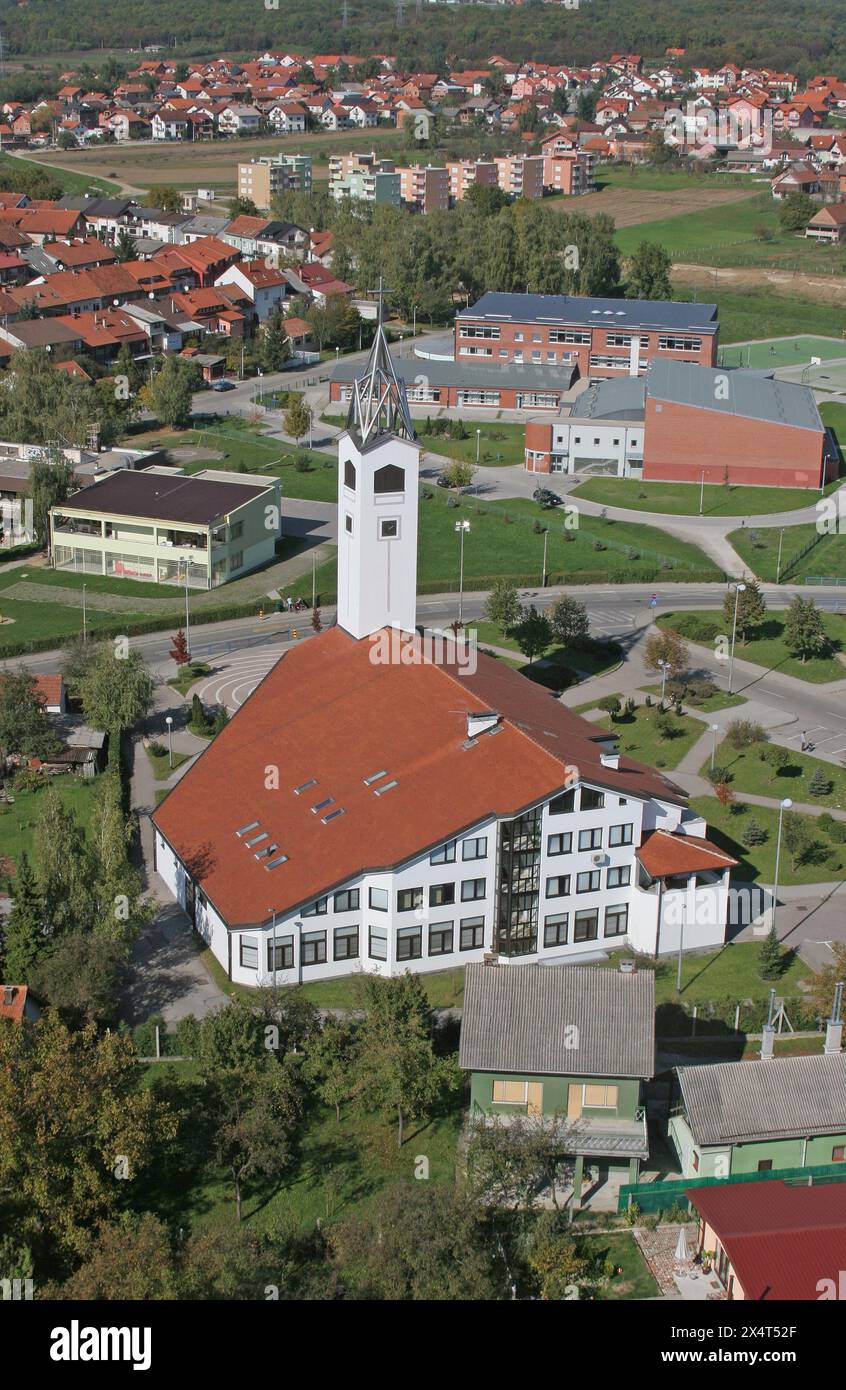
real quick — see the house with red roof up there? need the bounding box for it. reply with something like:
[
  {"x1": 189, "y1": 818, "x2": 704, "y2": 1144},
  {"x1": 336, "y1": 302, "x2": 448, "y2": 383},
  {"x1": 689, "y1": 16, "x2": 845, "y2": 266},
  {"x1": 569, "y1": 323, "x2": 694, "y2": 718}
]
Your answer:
[
  {"x1": 688, "y1": 1178, "x2": 846, "y2": 1300},
  {"x1": 0, "y1": 984, "x2": 39, "y2": 1024}
]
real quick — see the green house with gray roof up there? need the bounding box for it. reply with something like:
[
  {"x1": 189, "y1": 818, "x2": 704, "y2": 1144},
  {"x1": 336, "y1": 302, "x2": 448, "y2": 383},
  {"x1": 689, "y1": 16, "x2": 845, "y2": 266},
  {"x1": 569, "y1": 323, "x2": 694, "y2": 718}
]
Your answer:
[
  {"x1": 459, "y1": 962, "x2": 655, "y2": 1202},
  {"x1": 669, "y1": 1052, "x2": 846, "y2": 1179}
]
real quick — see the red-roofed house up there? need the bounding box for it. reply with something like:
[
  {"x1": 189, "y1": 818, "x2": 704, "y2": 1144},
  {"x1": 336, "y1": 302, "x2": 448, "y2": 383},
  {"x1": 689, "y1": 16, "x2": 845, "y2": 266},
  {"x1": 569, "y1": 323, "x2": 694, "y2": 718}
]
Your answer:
[
  {"x1": 0, "y1": 984, "x2": 39, "y2": 1023},
  {"x1": 688, "y1": 1179, "x2": 846, "y2": 1300},
  {"x1": 215, "y1": 259, "x2": 288, "y2": 320}
]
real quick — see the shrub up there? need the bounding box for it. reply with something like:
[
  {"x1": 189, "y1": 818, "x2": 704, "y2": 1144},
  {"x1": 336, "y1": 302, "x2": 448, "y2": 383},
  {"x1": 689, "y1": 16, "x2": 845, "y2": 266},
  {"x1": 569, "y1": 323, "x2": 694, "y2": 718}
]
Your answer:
[
  {"x1": 669, "y1": 614, "x2": 721, "y2": 643},
  {"x1": 808, "y1": 766, "x2": 833, "y2": 797},
  {"x1": 725, "y1": 719, "x2": 766, "y2": 750},
  {"x1": 742, "y1": 818, "x2": 768, "y2": 846},
  {"x1": 147, "y1": 740, "x2": 167, "y2": 758},
  {"x1": 705, "y1": 765, "x2": 732, "y2": 785},
  {"x1": 818, "y1": 812, "x2": 836, "y2": 834},
  {"x1": 828, "y1": 821, "x2": 846, "y2": 844}
]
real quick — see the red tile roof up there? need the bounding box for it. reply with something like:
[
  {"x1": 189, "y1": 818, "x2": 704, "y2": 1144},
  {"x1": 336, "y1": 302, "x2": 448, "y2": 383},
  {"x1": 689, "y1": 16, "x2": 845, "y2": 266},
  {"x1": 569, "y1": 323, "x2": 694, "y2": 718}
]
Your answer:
[
  {"x1": 637, "y1": 829, "x2": 737, "y2": 878},
  {"x1": 153, "y1": 627, "x2": 685, "y2": 927},
  {"x1": 0, "y1": 984, "x2": 28, "y2": 1022},
  {"x1": 688, "y1": 1179, "x2": 846, "y2": 1300},
  {"x1": 34, "y1": 673, "x2": 63, "y2": 706}
]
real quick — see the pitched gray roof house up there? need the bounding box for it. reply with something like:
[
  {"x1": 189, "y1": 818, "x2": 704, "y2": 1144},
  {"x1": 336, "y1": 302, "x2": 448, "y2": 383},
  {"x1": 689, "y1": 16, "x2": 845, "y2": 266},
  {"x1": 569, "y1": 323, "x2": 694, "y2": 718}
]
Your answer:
[
  {"x1": 459, "y1": 963, "x2": 655, "y2": 1079},
  {"x1": 676, "y1": 1053, "x2": 846, "y2": 1145},
  {"x1": 647, "y1": 359, "x2": 823, "y2": 433}
]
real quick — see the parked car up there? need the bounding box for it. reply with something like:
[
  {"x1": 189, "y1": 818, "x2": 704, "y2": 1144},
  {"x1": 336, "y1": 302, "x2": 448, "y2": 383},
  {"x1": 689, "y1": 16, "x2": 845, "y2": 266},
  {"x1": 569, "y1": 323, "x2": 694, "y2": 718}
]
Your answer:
[
  {"x1": 533, "y1": 486, "x2": 562, "y2": 508},
  {"x1": 212, "y1": 379, "x2": 236, "y2": 392}
]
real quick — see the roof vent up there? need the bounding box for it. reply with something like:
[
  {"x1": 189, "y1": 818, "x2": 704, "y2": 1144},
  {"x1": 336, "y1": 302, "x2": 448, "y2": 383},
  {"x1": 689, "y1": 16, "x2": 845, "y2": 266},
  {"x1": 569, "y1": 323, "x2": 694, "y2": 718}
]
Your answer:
[
  {"x1": 244, "y1": 831, "x2": 268, "y2": 848},
  {"x1": 311, "y1": 796, "x2": 335, "y2": 814},
  {"x1": 235, "y1": 820, "x2": 260, "y2": 837},
  {"x1": 600, "y1": 751, "x2": 620, "y2": 770},
  {"x1": 363, "y1": 769, "x2": 388, "y2": 785},
  {"x1": 467, "y1": 711, "x2": 501, "y2": 740},
  {"x1": 264, "y1": 854, "x2": 289, "y2": 870},
  {"x1": 254, "y1": 843, "x2": 279, "y2": 860},
  {"x1": 373, "y1": 779, "x2": 398, "y2": 796},
  {"x1": 321, "y1": 807, "x2": 346, "y2": 824},
  {"x1": 3, "y1": 985, "x2": 14, "y2": 1005},
  {"x1": 294, "y1": 778, "x2": 318, "y2": 795}
]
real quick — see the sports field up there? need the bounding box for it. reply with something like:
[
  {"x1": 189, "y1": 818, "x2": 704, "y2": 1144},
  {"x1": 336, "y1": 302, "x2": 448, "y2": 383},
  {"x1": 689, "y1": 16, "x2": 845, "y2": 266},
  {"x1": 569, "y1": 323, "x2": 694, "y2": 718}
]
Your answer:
[{"x1": 717, "y1": 334, "x2": 846, "y2": 369}]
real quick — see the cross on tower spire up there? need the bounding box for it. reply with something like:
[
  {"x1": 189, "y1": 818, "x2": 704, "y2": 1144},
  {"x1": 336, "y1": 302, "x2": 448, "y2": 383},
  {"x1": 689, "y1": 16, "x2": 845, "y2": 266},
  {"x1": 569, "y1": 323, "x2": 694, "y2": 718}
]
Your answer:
[{"x1": 345, "y1": 276, "x2": 415, "y2": 448}]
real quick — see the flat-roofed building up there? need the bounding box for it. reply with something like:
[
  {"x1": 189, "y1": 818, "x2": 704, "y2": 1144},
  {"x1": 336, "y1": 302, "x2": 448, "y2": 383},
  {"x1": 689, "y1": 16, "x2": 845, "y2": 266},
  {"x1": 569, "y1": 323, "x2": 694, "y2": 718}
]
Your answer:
[
  {"x1": 49, "y1": 467, "x2": 281, "y2": 588},
  {"x1": 396, "y1": 163, "x2": 450, "y2": 213},
  {"x1": 237, "y1": 154, "x2": 313, "y2": 210}
]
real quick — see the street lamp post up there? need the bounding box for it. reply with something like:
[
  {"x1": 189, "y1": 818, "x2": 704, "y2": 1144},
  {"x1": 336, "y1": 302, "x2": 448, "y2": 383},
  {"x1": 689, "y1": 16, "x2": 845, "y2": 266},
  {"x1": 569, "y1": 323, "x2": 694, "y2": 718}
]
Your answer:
[
  {"x1": 727, "y1": 581, "x2": 747, "y2": 695},
  {"x1": 165, "y1": 715, "x2": 173, "y2": 769},
  {"x1": 180, "y1": 557, "x2": 191, "y2": 658},
  {"x1": 542, "y1": 527, "x2": 549, "y2": 588},
  {"x1": 770, "y1": 797, "x2": 793, "y2": 936},
  {"x1": 334, "y1": 345, "x2": 339, "y2": 364},
  {"x1": 412, "y1": 304, "x2": 417, "y2": 337},
  {"x1": 710, "y1": 722, "x2": 720, "y2": 771},
  {"x1": 475, "y1": 428, "x2": 481, "y2": 466},
  {"x1": 699, "y1": 470, "x2": 705, "y2": 515},
  {"x1": 82, "y1": 583, "x2": 87, "y2": 643},
  {"x1": 676, "y1": 894, "x2": 686, "y2": 994},
  {"x1": 312, "y1": 548, "x2": 317, "y2": 608},
  {"x1": 776, "y1": 528, "x2": 785, "y2": 585},
  {"x1": 658, "y1": 658, "x2": 670, "y2": 707},
  {"x1": 455, "y1": 519, "x2": 470, "y2": 625}
]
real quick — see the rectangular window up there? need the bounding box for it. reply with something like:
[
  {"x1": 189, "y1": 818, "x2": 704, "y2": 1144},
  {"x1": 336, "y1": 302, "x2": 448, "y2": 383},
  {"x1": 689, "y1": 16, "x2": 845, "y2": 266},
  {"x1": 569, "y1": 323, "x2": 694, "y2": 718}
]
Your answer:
[
  {"x1": 430, "y1": 840, "x2": 456, "y2": 864},
  {"x1": 230, "y1": 519, "x2": 244, "y2": 540},
  {"x1": 429, "y1": 921, "x2": 454, "y2": 956},
  {"x1": 574, "y1": 909, "x2": 599, "y2": 942},
  {"x1": 757, "y1": 1159, "x2": 773, "y2": 1173},
  {"x1": 379, "y1": 518, "x2": 398, "y2": 539},
  {"x1": 576, "y1": 871, "x2": 601, "y2": 894},
  {"x1": 333, "y1": 925, "x2": 359, "y2": 960},
  {"x1": 609, "y1": 823, "x2": 633, "y2": 847},
  {"x1": 832, "y1": 1146, "x2": 845, "y2": 1162},
  {"x1": 430, "y1": 882, "x2": 455, "y2": 907},
  {"x1": 544, "y1": 913, "x2": 568, "y2": 947},
  {"x1": 344, "y1": 514, "x2": 353, "y2": 535},
  {"x1": 397, "y1": 886, "x2": 423, "y2": 912},
  {"x1": 460, "y1": 916, "x2": 485, "y2": 951},
  {"x1": 581, "y1": 788, "x2": 605, "y2": 811},
  {"x1": 549, "y1": 789, "x2": 576, "y2": 815},
  {"x1": 583, "y1": 1083, "x2": 618, "y2": 1109},
  {"x1": 462, "y1": 835, "x2": 487, "y2": 860},
  {"x1": 546, "y1": 875, "x2": 570, "y2": 898},
  {"x1": 239, "y1": 936, "x2": 258, "y2": 970},
  {"x1": 607, "y1": 865, "x2": 631, "y2": 889},
  {"x1": 369, "y1": 887, "x2": 388, "y2": 912},
  {"x1": 368, "y1": 924, "x2": 387, "y2": 960},
  {"x1": 301, "y1": 930, "x2": 327, "y2": 966},
  {"x1": 396, "y1": 925, "x2": 422, "y2": 961},
  {"x1": 604, "y1": 904, "x2": 629, "y2": 937},
  {"x1": 230, "y1": 551, "x2": 243, "y2": 572},
  {"x1": 461, "y1": 878, "x2": 485, "y2": 902},
  {"x1": 333, "y1": 889, "x2": 360, "y2": 913},
  {"x1": 579, "y1": 828, "x2": 602, "y2": 852},
  {"x1": 267, "y1": 936, "x2": 294, "y2": 971},
  {"x1": 692, "y1": 1151, "x2": 699, "y2": 1173},
  {"x1": 492, "y1": 1079, "x2": 528, "y2": 1105},
  {"x1": 547, "y1": 832, "x2": 572, "y2": 856},
  {"x1": 302, "y1": 897, "x2": 328, "y2": 917}
]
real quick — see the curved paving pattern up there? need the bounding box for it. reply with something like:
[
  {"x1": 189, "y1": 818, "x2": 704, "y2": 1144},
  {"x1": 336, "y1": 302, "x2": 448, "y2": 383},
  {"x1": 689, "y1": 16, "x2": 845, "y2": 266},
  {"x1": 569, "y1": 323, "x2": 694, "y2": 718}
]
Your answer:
[{"x1": 189, "y1": 647, "x2": 287, "y2": 711}]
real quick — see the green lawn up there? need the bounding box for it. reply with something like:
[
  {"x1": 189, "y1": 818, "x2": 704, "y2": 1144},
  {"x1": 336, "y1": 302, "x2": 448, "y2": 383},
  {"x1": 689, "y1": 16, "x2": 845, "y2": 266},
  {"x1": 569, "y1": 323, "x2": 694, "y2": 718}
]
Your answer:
[
  {"x1": 729, "y1": 521, "x2": 846, "y2": 584},
  {"x1": 704, "y1": 736, "x2": 846, "y2": 812},
  {"x1": 601, "y1": 939, "x2": 810, "y2": 1007},
  {"x1": 577, "y1": 1233, "x2": 659, "y2": 1301},
  {"x1": 595, "y1": 703, "x2": 705, "y2": 770},
  {"x1": 0, "y1": 777, "x2": 99, "y2": 872},
  {"x1": 570, "y1": 477, "x2": 833, "y2": 518},
  {"x1": 718, "y1": 334, "x2": 846, "y2": 370},
  {"x1": 145, "y1": 746, "x2": 192, "y2": 783},
  {"x1": 137, "y1": 1059, "x2": 462, "y2": 1239},
  {"x1": 419, "y1": 421, "x2": 528, "y2": 469},
  {"x1": 598, "y1": 167, "x2": 760, "y2": 193},
  {"x1": 0, "y1": 150, "x2": 119, "y2": 196},
  {"x1": 418, "y1": 494, "x2": 721, "y2": 589},
  {"x1": 674, "y1": 285, "x2": 846, "y2": 347},
  {"x1": 690, "y1": 795, "x2": 843, "y2": 884},
  {"x1": 168, "y1": 662, "x2": 212, "y2": 696},
  {"x1": 132, "y1": 422, "x2": 338, "y2": 502},
  {"x1": 471, "y1": 620, "x2": 622, "y2": 678},
  {"x1": 658, "y1": 610, "x2": 846, "y2": 683}
]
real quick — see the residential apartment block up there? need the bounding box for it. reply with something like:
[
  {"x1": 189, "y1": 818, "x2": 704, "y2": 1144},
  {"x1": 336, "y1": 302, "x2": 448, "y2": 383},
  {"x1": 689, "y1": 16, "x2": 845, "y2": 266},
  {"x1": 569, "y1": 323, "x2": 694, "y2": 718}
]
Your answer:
[
  {"x1": 237, "y1": 154, "x2": 313, "y2": 210},
  {"x1": 49, "y1": 467, "x2": 281, "y2": 588},
  {"x1": 328, "y1": 151, "x2": 401, "y2": 204},
  {"x1": 446, "y1": 159, "x2": 499, "y2": 201},
  {"x1": 493, "y1": 154, "x2": 544, "y2": 199},
  {"x1": 396, "y1": 163, "x2": 450, "y2": 213}
]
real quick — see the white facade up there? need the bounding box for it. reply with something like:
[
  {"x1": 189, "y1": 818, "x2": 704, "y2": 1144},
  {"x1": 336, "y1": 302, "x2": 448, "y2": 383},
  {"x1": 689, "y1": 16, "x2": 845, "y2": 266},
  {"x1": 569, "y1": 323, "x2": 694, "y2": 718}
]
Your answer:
[
  {"x1": 336, "y1": 429, "x2": 420, "y2": 640},
  {"x1": 526, "y1": 415, "x2": 645, "y2": 476},
  {"x1": 154, "y1": 776, "x2": 729, "y2": 989}
]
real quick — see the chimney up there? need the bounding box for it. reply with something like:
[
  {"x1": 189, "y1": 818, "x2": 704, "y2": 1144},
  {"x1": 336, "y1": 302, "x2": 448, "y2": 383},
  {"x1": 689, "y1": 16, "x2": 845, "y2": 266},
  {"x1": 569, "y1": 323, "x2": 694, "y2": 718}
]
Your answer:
[
  {"x1": 600, "y1": 750, "x2": 620, "y2": 770},
  {"x1": 3, "y1": 985, "x2": 14, "y2": 1006},
  {"x1": 467, "y1": 710, "x2": 500, "y2": 740},
  {"x1": 825, "y1": 980, "x2": 844, "y2": 1055}
]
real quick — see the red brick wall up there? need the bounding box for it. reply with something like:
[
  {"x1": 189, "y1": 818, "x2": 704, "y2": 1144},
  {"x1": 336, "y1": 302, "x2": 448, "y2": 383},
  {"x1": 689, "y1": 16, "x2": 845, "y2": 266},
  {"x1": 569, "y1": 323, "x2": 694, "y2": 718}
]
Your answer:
[
  {"x1": 643, "y1": 398, "x2": 825, "y2": 487},
  {"x1": 453, "y1": 318, "x2": 717, "y2": 375},
  {"x1": 524, "y1": 420, "x2": 553, "y2": 471}
]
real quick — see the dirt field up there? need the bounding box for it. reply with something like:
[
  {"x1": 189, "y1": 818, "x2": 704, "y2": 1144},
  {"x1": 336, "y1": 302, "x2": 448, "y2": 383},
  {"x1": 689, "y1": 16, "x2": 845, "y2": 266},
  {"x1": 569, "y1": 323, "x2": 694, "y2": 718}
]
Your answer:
[
  {"x1": 27, "y1": 129, "x2": 406, "y2": 194},
  {"x1": 551, "y1": 184, "x2": 754, "y2": 227},
  {"x1": 673, "y1": 261, "x2": 846, "y2": 305}
]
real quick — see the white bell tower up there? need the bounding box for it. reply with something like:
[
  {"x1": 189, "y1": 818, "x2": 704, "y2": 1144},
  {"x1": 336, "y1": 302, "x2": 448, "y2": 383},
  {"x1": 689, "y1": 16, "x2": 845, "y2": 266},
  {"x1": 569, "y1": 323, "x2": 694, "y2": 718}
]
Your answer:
[{"x1": 337, "y1": 289, "x2": 420, "y2": 641}]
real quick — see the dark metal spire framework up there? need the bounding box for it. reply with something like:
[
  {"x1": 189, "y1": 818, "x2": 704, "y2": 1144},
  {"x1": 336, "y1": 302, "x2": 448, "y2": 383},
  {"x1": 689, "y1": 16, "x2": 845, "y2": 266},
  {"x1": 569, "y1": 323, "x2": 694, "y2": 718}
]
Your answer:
[{"x1": 345, "y1": 279, "x2": 416, "y2": 447}]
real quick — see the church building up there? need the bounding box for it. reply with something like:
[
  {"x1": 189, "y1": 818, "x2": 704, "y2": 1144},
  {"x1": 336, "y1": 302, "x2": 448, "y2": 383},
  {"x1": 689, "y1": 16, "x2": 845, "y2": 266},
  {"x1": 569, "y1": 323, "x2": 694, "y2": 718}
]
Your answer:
[{"x1": 152, "y1": 317, "x2": 737, "y2": 988}]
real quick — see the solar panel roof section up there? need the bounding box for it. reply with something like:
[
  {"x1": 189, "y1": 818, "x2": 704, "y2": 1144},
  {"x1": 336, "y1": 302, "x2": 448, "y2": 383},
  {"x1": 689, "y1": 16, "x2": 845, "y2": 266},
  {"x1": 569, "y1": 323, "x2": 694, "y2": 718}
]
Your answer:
[
  {"x1": 456, "y1": 291, "x2": 720, "y2": 333},
  {"x1": 647, "y1": 359, "x2": 825, "y2": 432}
]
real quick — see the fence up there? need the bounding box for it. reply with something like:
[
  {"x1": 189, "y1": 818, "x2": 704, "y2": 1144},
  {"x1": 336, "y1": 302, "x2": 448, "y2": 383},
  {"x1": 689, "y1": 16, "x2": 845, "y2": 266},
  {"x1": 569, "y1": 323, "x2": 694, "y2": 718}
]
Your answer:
[
  {"x1": 779, "y1": 528, "x2": 824, "y2": 582},
  {"x1": 618, "y1": 1161, "x2": 846, "y2": 1215}
]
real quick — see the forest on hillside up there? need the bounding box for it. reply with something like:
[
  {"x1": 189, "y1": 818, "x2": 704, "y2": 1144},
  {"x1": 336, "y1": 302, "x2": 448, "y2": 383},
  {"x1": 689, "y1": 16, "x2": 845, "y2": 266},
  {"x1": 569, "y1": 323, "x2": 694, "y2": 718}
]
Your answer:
[{"x1": 4, "y1": 0, "x2": 846, "y2": 78}]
